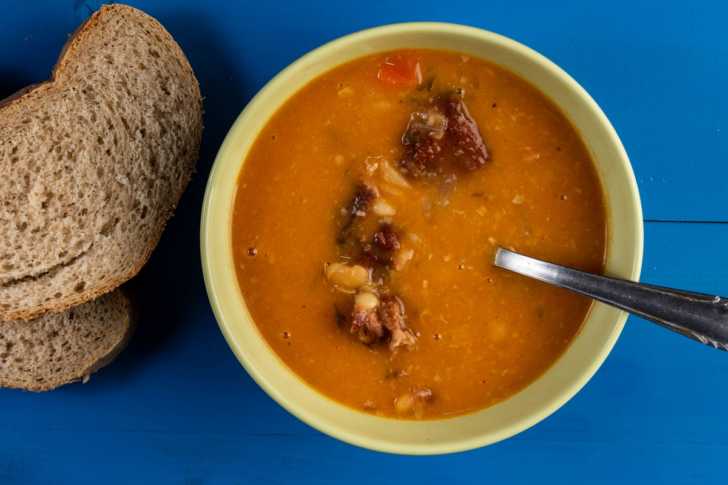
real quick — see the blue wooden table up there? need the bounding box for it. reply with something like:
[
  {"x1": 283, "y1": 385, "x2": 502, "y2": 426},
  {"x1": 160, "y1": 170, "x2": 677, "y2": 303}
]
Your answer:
[{"x1": 2, "y1": 1, "x2": 727, "y2": 483}]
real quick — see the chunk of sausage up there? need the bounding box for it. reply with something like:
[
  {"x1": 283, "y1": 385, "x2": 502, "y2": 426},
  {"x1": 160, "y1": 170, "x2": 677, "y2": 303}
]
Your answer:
[
  {"x1": 443, "y1": 91, "x2": 489, "y2": 171},
  {"x1": 350, "y1": 182, "x2": 378, "y2": 218},
  {"x1": 348, "y1": 291, "x2": 416, "y2": 350},
  {"x1": 400, "y1": 108, "x2": 447, "y2": 177},
  {"x1": 337, "y1": 182, "x2": 378, "y2": 244},
  {"x1": 378, "y1": 294, "x2": 416, "y2": 350},
  {"x1": 361, "y1": 223, "x2": 401, "y2": 267},
  {"x1": 399, "y1": 90, "x2": 489, "y2": 178}
]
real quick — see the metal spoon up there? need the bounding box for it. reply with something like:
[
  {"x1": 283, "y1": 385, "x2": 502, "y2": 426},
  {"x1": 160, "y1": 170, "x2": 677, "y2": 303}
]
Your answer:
[{"x1": 494, "y1": 247, "x2": 728, "y2": 351}]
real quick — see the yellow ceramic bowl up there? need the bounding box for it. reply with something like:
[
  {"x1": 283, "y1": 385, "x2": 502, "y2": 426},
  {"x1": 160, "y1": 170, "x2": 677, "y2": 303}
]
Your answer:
[{"x1": 201, "y1": 23, "x2": 643, "y2": 455}]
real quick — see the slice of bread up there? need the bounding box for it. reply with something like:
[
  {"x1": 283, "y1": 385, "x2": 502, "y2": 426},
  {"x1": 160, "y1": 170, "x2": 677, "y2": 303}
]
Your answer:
[
  {"x1": 0, "y1": 290, "x2": 133, "y2": 391},
  {"x1": 0, "y1": 4, "x2": 202, "y2": 320}
]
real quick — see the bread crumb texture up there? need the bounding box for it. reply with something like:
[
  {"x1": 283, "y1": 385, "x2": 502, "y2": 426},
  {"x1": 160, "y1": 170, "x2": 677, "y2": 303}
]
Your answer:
[
  {"x1": 0, "y1": 4, "x2": 201, "y2": 319},
  {"x1": 0, "y1": 290, "x2": 133, "y2": 391}
]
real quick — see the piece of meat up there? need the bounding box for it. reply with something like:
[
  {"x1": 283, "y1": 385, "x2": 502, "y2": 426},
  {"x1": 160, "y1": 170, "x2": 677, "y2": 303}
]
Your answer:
[
  {"x1": 350, "y1": 182, "x2": 378, "y2": 218},
  {"x1": 351, "y1": 304, "x2": 385, "y2": 344},
  {"x1": 400, "y1": 108, "x2": 447, "y2": 177},
  {"x1": 337, "y1": 182, "x2": 378, "y2": 244},
  {"x1": 335, "y1": 184, "x2": 403, "y2": 276},
  {"x1": 399, "y1": 90, "x2": 489, "y2": 178},
  {"x1": 443, "y1": 91, "x2": 489, "y2": 171},
  {"x1": 348, "y1": 291, "x2": 416, "y2": 350},
  {"x1": 372, "y1": 223, "x2": 401, "y2": 251},
  {"x1": 378, "y1": 294, "x2": 416, "y2": 350},
  {"x1": 362, "y1": 223, "x2": 401, "y2": 267}
]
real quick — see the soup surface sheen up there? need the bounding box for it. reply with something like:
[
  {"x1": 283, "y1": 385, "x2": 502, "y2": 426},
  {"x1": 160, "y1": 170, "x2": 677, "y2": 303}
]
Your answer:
[{"x1": 233, "y1": 49, "x2": 606, "y2": 419}]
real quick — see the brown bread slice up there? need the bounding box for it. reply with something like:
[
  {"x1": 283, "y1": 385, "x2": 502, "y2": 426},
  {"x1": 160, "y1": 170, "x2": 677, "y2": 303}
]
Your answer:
[
  {"x1": 0, "y1": 4, "x2": 202, "y2": 320},
  {"x1": 0, "y1": 290, "x2": 133, "y2": 391}
]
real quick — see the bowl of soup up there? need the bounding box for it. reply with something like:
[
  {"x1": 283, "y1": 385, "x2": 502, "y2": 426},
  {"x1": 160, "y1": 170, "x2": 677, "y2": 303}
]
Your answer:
[{"x1": 201, "y1": 23, "x2": 643, "y2": 454}]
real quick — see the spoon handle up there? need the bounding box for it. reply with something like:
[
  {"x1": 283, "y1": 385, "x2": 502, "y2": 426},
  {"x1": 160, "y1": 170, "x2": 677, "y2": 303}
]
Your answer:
[{"x1": 494, "y1": 247, "x2": 728, "y2": 351}]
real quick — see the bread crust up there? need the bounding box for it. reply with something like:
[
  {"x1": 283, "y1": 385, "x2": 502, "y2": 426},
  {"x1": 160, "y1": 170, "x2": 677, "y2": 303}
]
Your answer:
[{"x1": 0, "y1": 4, "x2": 201, "y2": 320}]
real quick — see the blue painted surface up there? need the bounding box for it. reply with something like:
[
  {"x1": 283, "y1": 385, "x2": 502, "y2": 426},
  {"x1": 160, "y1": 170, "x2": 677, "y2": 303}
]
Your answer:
[{"x1": 1, "y1": 1, "x2": 727, "y2": 483}]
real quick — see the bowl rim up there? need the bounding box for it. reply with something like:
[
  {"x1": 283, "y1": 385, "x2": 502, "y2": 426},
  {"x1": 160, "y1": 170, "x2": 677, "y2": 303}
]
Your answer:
[{"x1": 201, "y1": 21, "x2": 644, "y2": 455}]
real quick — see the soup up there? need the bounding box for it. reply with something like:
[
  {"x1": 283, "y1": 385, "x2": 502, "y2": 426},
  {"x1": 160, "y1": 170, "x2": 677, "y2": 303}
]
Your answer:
[{"x1": 232, "y1": 49, "x2": 606, "y2": 419}]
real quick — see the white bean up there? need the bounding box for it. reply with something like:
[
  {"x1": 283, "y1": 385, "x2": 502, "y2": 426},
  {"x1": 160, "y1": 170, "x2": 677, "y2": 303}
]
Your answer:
[
  {"x1": 379, "y1": 160, "x2": 411, "y2": 189},
  {"x1": 324, "y1": 262, "x2": 369, "y2": 291},
  {"x1": 394, "y1": 393, "x2": 415, "y2": 414},
  {"x1": 394, "y1": 248, "x2": 414, "y2": 271},
  {"x1": 354, "y1": 290, "x2": 379, "y2": 311},
  {"x1": 372, "y1": 199, "x2": 396, "y2": 217}
]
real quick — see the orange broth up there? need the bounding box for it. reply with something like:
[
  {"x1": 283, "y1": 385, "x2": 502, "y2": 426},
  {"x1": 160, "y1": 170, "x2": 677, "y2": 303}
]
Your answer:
[{"x1": 232, "y1": 49, "x2": 606, "y2": 419}]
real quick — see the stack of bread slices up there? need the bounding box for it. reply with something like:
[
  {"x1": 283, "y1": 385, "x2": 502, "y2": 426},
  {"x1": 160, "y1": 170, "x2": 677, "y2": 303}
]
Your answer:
[{"x1": 0, "y1": 4, "x2": 202, "y2": 390}]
